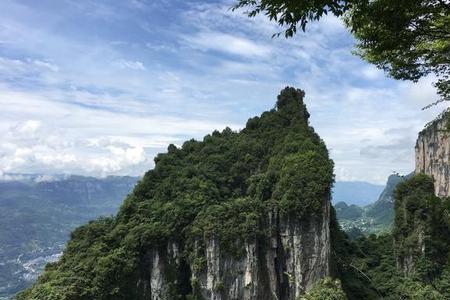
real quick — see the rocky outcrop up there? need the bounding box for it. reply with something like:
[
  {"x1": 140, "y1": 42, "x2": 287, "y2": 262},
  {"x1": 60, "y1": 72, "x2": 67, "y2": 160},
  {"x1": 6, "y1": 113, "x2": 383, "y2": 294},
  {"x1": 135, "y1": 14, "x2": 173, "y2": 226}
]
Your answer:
[
  {"x1": 394, "y1": 113, "x2": 450, "y2": 276},
  {"x1": 392, "y1": 174, "x2": 445, "y2": 278},
  {"x1": 395, "y1": 223, "x2": 426, "y2": 277},
  {"x1": 415, "y1": 115, "x2": 450, "y2": 197},
  {"x1": 144, "y1": 197, "x2": 330, "y2": 300}
]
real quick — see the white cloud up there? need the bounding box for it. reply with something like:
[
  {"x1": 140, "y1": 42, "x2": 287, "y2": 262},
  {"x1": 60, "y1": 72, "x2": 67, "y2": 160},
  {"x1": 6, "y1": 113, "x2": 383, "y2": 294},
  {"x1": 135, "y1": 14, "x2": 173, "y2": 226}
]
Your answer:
[
  {"x1": 0, "y1": 86, "x2": 239, "y2": 177},
  {"x1": 114, "y1": 59, "x2": 146, "y2": 71},
  {"x1": 13, "y1": 120, "x2": 42, "y2": 134},
  {"x1": 361, "y1": 65, "x2": 383, "y2": 80},
  {"x1": 1, "y1": 0, "x2": 448, "y2": 185},
  {"x1": 32, "y1": 59, "x2": 59, "y2": 72},
  {"x1": 400, "y1": 76, "x2": 440, "y2": 107},
  {"x1": 0, "y1": 57, "x2": 26, "y2": 72},
  {"x1": 185, "y1": 31, "x2": 272, "y2": 58},
  {"x1": 0, "y1": 57, "x2": 59, "y2": 84}
]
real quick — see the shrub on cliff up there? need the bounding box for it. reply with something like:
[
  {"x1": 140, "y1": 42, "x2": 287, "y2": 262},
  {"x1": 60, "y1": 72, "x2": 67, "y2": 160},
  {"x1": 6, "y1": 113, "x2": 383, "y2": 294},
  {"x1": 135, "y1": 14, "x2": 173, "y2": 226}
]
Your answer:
[{"x1": 299, "y1": 277, "x2": 347, "y2": 300}]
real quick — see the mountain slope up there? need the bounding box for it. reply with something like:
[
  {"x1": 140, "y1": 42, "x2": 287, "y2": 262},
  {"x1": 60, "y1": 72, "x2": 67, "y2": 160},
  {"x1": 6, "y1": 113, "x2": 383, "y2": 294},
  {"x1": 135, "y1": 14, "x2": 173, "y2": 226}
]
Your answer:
[
  {"x1": 0, "y1": 175, "x2": 138, "y2": 299},
  {"x1": 365, "y1": 173, "x2": 412, "y2": 225}
]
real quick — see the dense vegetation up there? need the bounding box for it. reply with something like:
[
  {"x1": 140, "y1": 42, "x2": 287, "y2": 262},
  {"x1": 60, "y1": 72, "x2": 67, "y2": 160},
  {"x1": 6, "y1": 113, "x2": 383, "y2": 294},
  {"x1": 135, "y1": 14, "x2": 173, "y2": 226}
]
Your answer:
[
  {"x1": 17, "y1": 87, "x2": 334, "y2": 300},
  {"x1": 233, "y1": 0, "x2": 450, "y2": 105},
  {"x1": 335, "y1": 202, "x2": 363, "y2": 220},
  {"x1": 300, "y1": 277, "x2": 347, "y2": 300},
  {"x1": 333, "y1": 174, "x2": 450, "y2": 300}
]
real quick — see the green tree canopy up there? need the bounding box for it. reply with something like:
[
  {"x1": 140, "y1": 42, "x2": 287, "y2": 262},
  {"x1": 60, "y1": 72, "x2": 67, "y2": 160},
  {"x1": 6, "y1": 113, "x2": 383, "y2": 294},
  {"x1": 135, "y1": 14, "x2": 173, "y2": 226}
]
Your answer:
[
  {"x1": 299, "y1": 277, "x2": 348, "y2": 300},
  {"x1": 233, "y1": 0, "x2": 450, "y2": 106}
]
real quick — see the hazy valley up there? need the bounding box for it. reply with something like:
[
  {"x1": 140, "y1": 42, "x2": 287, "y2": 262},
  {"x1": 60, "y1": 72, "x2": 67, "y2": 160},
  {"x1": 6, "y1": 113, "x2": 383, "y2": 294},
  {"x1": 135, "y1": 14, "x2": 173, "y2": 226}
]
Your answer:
[{"x1": 0, "y1": 175, "x2": 138, "y2": 299}]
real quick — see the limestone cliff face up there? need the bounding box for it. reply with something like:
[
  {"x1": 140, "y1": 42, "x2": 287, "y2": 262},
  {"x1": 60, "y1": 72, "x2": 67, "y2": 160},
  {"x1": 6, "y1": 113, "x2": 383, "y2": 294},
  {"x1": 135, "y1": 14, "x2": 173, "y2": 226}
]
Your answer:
[
  {"x1": 415, "y1": 116, "x2": 450, "y2": 197},
  {"x1": 143, "y1": 197, "x2": 331, "y2": 300}
]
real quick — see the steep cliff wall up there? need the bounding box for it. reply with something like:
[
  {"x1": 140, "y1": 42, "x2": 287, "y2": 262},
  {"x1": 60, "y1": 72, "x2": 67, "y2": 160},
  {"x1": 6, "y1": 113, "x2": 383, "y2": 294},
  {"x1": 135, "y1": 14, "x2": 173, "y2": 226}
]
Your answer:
[
  {"x1": 393, "y1": 112, "x2": 450, "y2": 277},
  {"x1": 138, "y1": 201, "x2": 330, "y2": 300},
  {"x1": 415, "y1": 114, "x2": 450, "y2": 197}
]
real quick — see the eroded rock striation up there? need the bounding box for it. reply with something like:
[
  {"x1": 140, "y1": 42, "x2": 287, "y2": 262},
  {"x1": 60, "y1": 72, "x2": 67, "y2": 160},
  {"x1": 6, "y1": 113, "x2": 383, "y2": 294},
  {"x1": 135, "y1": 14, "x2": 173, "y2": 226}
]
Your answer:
[
  {"x1": 142, "y1": 205, "x2": 331, "y2": 300},
  {"x1": 415, "y1": 113, "x2": 450, "y2": 197}
]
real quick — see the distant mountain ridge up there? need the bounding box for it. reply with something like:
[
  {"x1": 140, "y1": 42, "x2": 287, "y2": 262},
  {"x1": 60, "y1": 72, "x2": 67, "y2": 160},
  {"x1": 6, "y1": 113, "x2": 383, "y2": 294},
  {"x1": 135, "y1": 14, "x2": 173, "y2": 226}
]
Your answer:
[
  {"x1": 0, "y1": 174, "x2": 139, "y2": 299},
  {"x1": 332, "y1": 181, "x2": 384, "y2": 206},
  {"x1": 336, "y1": 173, "x2": 412, "y2": 237},
  {"x1": 0, "y1": 172, "x2": 135, "y2": 183},
  {"x1": 365, "y1": 173, "x2": 413, "y2": 225},
  {"x1": 0, "y1": 173, "x2": 69, "y2": 182}
]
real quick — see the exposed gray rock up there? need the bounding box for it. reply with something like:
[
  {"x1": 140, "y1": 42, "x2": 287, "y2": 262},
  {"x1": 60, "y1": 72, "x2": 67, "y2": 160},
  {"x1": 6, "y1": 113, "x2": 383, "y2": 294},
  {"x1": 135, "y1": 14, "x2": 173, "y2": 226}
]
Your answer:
[
  {"x1": 150, "y1": 249, "x2": 166, "y2": 300},
  {"x1": 144, "y1": 197, "x2": 330, "y2": 300},
  {"x1": 416, "y1": 116, "x2": 450, "y2": 197}
]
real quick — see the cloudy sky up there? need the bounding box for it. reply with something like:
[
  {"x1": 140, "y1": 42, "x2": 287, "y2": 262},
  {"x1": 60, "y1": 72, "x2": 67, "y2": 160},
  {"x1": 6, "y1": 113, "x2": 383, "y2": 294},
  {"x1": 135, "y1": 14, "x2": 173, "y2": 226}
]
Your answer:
[{"x1": 0, "y1": 0, "x2": 447, "y2": 184}]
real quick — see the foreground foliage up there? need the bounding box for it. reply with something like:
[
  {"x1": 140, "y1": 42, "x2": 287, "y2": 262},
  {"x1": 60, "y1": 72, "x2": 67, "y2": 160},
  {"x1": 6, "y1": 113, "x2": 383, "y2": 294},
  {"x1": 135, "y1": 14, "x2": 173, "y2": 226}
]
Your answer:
[{"x1": 233, "y1": 0, "x2": 450, "y2": 104}]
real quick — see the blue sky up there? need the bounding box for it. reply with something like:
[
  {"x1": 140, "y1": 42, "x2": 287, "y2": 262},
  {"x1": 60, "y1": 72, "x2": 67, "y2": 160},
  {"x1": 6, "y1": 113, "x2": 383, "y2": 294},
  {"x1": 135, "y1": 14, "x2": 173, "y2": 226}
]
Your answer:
[{"x1": 0, "y1": 0, "x2": 447, "y2": 184}]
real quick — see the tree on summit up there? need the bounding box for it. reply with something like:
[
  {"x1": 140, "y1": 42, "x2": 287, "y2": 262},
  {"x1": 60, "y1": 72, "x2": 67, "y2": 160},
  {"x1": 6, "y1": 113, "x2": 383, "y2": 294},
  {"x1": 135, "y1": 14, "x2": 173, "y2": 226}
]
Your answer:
[{"x1": 233, "y1": 0, "x2": 450, "y2": 107}]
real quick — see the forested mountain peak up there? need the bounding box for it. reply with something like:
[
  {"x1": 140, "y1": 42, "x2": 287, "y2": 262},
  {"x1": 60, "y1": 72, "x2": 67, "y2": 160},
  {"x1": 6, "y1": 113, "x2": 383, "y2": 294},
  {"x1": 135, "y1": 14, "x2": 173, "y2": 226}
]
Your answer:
[
  {"x1": 17, "y1": 87, "x2": 336, "y2": 300},
  {"x1": 275, "y1": 87, "x2": 309, "y2": 120}
]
